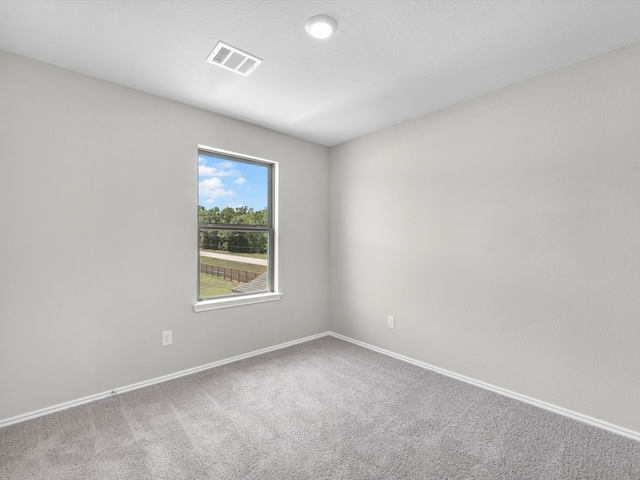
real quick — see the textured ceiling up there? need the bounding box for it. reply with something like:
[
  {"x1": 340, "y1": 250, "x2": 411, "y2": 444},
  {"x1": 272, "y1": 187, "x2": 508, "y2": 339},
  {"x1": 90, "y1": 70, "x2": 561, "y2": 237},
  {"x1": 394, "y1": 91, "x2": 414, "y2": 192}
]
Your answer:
[{"x1": 2, "y1": 0, "x2": 640, "y2": 146}]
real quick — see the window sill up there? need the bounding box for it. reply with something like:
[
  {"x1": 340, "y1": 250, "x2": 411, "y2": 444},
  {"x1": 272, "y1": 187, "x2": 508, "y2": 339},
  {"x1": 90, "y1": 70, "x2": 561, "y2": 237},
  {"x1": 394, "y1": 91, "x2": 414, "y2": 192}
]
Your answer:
[{"x1": 193, "y1": 292, "x2": 283, "y2": 312}]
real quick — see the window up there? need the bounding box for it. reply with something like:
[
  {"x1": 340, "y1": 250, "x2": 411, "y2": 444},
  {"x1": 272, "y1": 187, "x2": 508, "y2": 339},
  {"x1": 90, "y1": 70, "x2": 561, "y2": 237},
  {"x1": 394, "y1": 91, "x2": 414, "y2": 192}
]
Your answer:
[{"x1": 195, "y1": 147, "x2": 280, "y2": 311}]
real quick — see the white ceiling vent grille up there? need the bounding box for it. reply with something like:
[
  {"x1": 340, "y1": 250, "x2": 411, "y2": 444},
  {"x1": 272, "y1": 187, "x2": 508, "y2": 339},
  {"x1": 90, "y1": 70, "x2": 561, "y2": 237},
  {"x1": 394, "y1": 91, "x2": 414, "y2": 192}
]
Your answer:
[{"x1": 206, "y1": 41, "x2": 262, "y2": 77}]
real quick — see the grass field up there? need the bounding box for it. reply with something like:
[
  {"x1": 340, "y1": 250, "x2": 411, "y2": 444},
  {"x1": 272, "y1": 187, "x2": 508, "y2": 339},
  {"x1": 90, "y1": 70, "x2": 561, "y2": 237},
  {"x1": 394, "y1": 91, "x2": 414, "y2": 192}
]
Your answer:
[
  {"x1": 199, "y1": 274, "x2": 238, "y2": 298},
  {"x1": 199, "y1": 254, "x2": 267, "y2": 298},
  {"x1": 199, "y1": 255, "x2": 267, "y2": 273}
]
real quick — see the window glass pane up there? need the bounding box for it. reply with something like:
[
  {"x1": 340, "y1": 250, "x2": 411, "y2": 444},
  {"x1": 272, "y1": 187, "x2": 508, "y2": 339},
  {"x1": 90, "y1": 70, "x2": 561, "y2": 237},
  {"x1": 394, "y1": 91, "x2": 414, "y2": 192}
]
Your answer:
[
  {"x1": 198, "y1": 150, "x2": 273, "y2": 301},
  {"x1": 199, "y1": 230, "x2": 270, "y2": 299},
  {"x1": 198, "y1": 153, "x2": 269, "y2": 225}
]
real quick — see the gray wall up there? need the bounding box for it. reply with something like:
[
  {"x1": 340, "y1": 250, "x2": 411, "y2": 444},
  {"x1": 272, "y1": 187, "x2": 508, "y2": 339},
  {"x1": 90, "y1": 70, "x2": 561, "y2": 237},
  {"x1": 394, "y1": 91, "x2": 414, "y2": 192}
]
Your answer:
[
  {"x1": 0, "y1": 50, "x2": 330, "y2": 421},
  {"x1": 330, "y1": 43, "x2": 640, "y2": 433},
  {"x1": 3, "y1": 41, "x2": 640, "y2": 436}
]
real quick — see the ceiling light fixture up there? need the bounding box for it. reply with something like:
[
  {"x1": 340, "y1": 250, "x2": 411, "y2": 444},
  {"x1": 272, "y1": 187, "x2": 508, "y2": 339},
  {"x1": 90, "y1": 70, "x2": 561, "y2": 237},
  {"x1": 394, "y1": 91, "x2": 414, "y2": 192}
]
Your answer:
[{"x1": 305, "y1": 15, "x2": 337, "y2": 39}]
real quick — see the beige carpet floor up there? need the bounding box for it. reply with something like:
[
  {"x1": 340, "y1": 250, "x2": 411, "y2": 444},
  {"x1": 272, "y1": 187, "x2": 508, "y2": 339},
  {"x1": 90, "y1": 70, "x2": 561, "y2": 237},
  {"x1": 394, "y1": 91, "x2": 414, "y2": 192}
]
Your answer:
[{"x1": 1, "y1": 336, "x2": 639, "y2": 479}]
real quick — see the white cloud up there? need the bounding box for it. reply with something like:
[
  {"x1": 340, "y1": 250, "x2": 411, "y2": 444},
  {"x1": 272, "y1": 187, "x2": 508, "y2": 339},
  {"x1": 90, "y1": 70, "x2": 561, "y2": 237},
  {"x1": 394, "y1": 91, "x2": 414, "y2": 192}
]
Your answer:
[
  {"x1": 198, "y1": 157, "x2": 251, "y2": 207},
  {"x1": 198, "y1": 165, "x2": 218, "y2": 177},
  {"x1": 211, "y1": 161, "x2": 240, "y2": 177},
  {"x1": 199, "y1": 177, "x2": 234, "y2": 203},
  {"x1": 215, "y1": 167, "x2": 239, "y2": 177},
  {"x1": 199, "y1": 161, "x2": 240, "y2": 179}
]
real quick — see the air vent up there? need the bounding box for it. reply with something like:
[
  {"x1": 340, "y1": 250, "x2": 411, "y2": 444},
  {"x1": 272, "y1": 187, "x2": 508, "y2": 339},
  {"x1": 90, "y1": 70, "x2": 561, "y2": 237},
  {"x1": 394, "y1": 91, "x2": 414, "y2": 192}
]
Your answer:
[{"x1": 206, "y1": 41, "x2": 262, "y2": 77}]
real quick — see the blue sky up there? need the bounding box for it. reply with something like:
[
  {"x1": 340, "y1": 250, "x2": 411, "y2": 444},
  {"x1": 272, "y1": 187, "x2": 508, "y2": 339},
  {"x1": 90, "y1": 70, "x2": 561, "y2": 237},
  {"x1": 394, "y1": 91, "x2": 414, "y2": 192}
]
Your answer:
[{"x1": 198, "y1": 153, "x2": 268, "y2": 210}]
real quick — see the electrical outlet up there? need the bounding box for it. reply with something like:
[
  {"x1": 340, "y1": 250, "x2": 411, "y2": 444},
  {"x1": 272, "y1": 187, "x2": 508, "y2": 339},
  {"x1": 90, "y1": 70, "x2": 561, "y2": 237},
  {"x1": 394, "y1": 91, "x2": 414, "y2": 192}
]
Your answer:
[
  {"x1": 162, "y1": 330, "x2": 172, "y2": 346},
  {"x1": 387, "y1": 315, "x2": 395, "y2": 329}
]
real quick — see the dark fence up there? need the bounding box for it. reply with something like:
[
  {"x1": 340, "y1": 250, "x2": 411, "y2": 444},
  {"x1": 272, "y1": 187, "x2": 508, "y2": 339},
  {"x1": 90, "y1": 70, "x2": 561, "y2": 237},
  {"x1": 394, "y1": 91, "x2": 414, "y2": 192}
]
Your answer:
[{"x1": 200, "y1": 264, "x2": 261, "y2": 283}]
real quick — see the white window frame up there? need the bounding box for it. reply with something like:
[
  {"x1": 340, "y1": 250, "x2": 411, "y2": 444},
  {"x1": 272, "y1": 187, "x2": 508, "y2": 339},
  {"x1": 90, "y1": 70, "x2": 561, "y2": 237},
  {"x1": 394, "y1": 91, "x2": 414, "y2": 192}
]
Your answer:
[{"x1": 193, "y1": 146, "x2": 281, "y2": 312}]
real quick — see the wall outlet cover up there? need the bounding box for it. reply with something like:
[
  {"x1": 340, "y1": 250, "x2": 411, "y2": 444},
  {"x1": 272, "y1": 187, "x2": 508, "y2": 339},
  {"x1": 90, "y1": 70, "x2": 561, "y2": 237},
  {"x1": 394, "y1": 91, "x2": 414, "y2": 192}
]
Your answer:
[{"x1": 162, "y1": 330, "x2": 173, "y2": 346}]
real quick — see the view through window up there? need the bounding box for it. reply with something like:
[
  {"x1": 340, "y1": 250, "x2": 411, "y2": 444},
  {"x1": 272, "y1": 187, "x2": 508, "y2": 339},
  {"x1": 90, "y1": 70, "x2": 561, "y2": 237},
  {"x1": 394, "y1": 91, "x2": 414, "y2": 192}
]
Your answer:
[{"x1": 198, "y1": 149, "x2": 273, "y2": 300}]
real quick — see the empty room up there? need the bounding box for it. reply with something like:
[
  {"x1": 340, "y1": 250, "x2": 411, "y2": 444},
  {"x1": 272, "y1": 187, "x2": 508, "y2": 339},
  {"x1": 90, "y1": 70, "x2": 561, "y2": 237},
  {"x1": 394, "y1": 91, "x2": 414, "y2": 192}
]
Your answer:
[{"x1": 2, "y1": 1, "x2": 640, "y2": 478}]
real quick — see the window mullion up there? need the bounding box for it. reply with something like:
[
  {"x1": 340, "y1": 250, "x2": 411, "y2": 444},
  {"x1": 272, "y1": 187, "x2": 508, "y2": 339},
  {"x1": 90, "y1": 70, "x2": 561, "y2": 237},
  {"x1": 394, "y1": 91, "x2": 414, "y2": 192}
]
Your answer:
[{"x1": 199, "y1": 224, "x2": 270, "y2": 232}]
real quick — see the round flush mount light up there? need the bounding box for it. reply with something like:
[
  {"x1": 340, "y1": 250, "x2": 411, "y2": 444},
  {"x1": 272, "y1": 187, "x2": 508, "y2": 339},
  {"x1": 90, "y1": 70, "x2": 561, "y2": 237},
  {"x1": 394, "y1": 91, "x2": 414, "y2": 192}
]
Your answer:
[{"x1": 305, "y1": 15, "x2": 338, "y2": 39}]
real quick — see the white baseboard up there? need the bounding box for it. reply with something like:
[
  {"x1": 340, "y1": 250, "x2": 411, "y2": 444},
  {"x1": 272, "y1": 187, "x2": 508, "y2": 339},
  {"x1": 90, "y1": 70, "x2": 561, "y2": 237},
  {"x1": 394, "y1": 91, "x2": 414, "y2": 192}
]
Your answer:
[
  {"x1": 3, "y1": 330, "x2": 639, "y2": 444},
  {"x1": 327, "y1": 331, "x2": 640, "y2": 443},
  {"x1": 0, "y1": 331, "x2": 330, "y2": 429}
]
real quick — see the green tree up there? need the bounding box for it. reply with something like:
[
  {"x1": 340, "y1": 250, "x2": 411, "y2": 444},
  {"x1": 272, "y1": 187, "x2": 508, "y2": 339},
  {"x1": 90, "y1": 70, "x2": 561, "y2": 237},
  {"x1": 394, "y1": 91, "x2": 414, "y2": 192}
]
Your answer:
[{"x1": 199, "y1": 205, "x2": 269, "y2": 253}]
